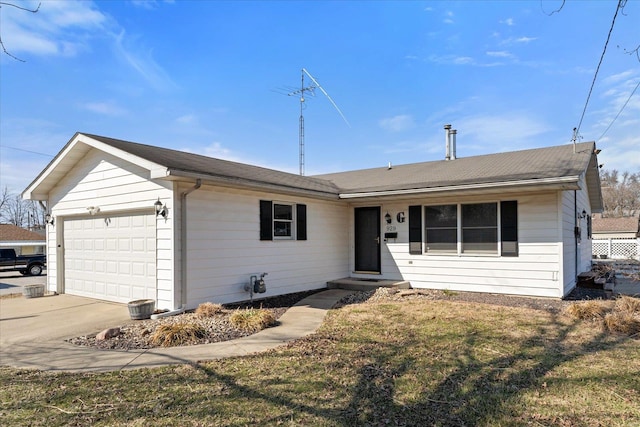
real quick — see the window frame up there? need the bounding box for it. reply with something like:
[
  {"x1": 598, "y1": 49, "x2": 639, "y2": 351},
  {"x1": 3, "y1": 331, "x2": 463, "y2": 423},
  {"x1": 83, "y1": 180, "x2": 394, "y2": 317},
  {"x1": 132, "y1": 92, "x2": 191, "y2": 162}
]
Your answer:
[
  {"x1": 424, "y1": 204, "x2": 458, "y2": 254},
  {"x1": 415, "y1": 200, "x2": 518, "y2": 257},
  {"x1": 259, "y1": 200, "x2": 307, "y2": 241},
  {"x1": 461, "y1": 202, "x2": 498, "y2": 254},
  {"x1": 273, "y1": 202, "x2": 295, "y2": 240}
]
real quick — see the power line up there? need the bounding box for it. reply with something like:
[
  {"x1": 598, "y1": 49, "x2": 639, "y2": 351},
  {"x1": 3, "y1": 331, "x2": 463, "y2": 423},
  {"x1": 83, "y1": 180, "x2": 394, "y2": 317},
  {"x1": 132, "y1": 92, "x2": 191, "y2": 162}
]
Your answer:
[
  {"x1": 597, "y1": 79, "x2": 640, "y2": 141},
  {"x1": 0, "y1": 145, "x2": 55, "y2": 157},
  {"x1": 575, "y1": 0, "x2": 625, "y2": 136}
]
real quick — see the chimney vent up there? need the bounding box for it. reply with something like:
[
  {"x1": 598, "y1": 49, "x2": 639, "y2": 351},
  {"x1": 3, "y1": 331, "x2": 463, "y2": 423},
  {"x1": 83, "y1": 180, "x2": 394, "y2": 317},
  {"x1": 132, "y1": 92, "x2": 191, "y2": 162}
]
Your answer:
[
  {"x1": 450, "y1": 129, "x2": 457, "y2": 160},
  {"x1": 444, "y1": 124, "x2": 452, "y2": 160}
]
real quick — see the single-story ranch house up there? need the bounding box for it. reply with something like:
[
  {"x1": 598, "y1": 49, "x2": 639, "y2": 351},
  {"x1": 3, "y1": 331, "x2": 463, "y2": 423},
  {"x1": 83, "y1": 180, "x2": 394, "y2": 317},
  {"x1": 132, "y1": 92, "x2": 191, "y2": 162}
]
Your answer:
[{"x1": 22, "y1": 132, "x2": 602, "y2": 310}]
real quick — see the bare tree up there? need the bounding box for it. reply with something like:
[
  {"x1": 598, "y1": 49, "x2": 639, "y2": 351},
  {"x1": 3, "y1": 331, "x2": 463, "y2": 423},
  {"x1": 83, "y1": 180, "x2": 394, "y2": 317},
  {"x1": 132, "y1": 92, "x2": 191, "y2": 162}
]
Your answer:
[
  {"x1": 0, "y1": 188, "x2": 45, "y2": 229},
  {"x1": 600, "y1": 169, "x2": 640, "y2": 217},
  {"x1": 0, "y1": 1, "x2": 41, "y2": 62}
]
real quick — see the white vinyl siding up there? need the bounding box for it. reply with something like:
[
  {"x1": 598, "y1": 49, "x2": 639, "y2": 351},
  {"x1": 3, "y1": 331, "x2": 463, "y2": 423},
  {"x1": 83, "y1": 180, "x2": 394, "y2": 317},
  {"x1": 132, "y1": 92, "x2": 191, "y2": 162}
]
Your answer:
[
  {"x1": 46, "y1": 148, "x2": 174, "y2": 308},
  {"x1": 181, "y1": 185, "x2": 349, "y2": 308},
  {"x1": 363, "y1": 192, "x2": 564, "y2": 298},
  {"x1": 560, "y1": 176, "x2": 593, "y2": 295}
]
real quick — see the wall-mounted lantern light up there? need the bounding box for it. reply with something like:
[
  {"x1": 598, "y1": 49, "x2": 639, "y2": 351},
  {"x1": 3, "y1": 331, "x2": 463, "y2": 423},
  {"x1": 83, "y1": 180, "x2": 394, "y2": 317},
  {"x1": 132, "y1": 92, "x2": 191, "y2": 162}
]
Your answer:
[
  {"x1": 578, "y1": 209, "x2": 587, "y2": 219},
  {"x1": 45, "y1": 213, "x2": 54, "y2": 225},
  {"x1": 155, "y1": 198, "x2": 168, "y2": 218},
  {"x1": 385, "y1": 212, "x2": 392, "y2": 224}
]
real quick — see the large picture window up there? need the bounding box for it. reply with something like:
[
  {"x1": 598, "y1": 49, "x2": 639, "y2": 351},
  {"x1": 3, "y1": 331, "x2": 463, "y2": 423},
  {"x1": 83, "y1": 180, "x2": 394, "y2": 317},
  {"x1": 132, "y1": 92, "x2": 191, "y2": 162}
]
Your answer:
[
  {"x1": 411, "y1": 201, "x2": 518, "y2": 256},
  {"x1": 424, "y1": 205, "x2": 457, "y2": 253},
  {"x1": 462, "y1": 203, "x2": 497, "y2": 253}
]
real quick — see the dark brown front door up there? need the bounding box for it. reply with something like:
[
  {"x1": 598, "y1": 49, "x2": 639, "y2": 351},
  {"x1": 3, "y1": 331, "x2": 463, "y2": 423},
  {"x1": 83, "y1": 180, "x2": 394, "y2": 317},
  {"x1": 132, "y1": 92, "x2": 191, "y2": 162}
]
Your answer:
[{"x1": 354, "y1": 207, "x2": 381, "y2": 273}]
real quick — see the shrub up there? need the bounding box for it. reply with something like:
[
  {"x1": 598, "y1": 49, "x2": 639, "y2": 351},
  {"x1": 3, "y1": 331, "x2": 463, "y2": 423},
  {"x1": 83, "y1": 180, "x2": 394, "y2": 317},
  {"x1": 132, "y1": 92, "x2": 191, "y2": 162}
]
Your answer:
[
  {"x1": 229, "y1": 308, "x2": 276, "y2": 333},
  {"x1": 603, "y1": 312, "x2": 640, "y2": 336},
  {"x1": 196, "y1": 302, "x2": 224, "y2": 317},
  {"x1": 150, "y1": 322, "x2": 207, "y2": 347},
  {"x1": 615, "y1": 296, "x2": 640, "y2": 315},
  {"x1": 564, "y1": 300, "x2": 608, "y2": 320}
]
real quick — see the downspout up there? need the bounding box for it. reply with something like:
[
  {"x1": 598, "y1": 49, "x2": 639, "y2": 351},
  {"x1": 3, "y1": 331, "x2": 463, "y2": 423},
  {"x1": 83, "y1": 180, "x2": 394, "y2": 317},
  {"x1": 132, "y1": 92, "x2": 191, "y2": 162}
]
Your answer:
[
  {"x1": 180, "y1": 179, "x2": 202, "y2": 308},
  {"x1": 151, "y1": 179, "x2": 202, "y2": 320},
  {"x1": 574, "y1": 190, "x2": 579, "y2": 284}
]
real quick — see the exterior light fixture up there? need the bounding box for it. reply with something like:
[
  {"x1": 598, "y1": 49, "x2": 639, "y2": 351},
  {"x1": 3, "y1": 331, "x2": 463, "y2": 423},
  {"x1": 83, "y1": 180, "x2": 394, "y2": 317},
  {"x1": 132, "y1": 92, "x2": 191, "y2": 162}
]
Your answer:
[
  {"x1": 87, "y1": 206, "x2": 100, "y2": 215},
  {"x1": 45, "y1": 213, "x2": 54, "y2": 225},
  {"x1": 155, "y1": 198, "x2": 168, "y2": 218},
  {"x1": 385, "y1": 212, "x2": 392, "y2": 224}
]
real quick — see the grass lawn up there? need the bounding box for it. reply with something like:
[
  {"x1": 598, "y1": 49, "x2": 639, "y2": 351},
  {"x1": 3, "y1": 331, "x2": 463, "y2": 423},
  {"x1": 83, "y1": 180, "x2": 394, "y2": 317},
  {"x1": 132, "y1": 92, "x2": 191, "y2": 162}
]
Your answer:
[{"x1": 1, "y1": 298, "x2": 639, "y2": 426}]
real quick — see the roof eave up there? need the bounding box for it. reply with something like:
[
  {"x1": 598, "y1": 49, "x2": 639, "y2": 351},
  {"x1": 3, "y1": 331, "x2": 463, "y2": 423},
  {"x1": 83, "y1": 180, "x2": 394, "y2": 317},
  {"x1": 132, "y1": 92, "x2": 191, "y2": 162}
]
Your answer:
[
  {"x1": 339, "y1": 176, "x2": 582, "y2": 200},
  {"x1": 23, "y1": 133, "x2": 166, "y2": 200},
  {"x1": 164, "y1": 169, "x2": 341, "y2": 200}
]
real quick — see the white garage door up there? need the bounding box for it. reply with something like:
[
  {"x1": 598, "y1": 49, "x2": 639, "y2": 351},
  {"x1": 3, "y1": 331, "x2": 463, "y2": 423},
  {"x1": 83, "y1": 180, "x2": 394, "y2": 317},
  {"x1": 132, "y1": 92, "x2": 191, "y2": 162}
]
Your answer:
[{"x1": 63, "y1": 213, "x2": 156, "y2": 304}]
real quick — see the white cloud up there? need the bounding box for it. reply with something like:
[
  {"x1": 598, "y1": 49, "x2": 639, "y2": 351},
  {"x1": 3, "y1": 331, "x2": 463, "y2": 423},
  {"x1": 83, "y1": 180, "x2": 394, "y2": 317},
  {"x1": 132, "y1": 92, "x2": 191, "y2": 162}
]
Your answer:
[
  {"x1": 515, "y1": 36, "x2": 537, "y2": 43},
  {"x1": 454, "y1": 112, "x2": 551, "y2": 152},
  {"x1": 443, "y1": 10, "x2": 454, "y2": 24},
  {"x1": 0, "y1": 0, "x2": 108, "y2": 57},
  {"x1": 486, "y1": 50, "x2": 514, "y2": 59},
  {"x1": 379, "y1": 115, "x2": 415, "y2": 132},
  {"x1": 131, "y1": 0, "x2": 175, "y2": 10},
  {"x1": 176, "y1": 114, "x2": 198, "y2": 125},
  {"x1": 82, "y1": 101, "x2": 127, "y2": 116},
  {"x1": 500, "y1": 18, "x2": 515, "y2": 26},
  {"x1": 602, "y1": 70, "x2": 636, "y2": 85},
  {"x1": 113, "y1": 30, "x2": 177, "y2": 91},
  {"x1": 499, "y1": 36, "x2": 537, "y2": 47}
]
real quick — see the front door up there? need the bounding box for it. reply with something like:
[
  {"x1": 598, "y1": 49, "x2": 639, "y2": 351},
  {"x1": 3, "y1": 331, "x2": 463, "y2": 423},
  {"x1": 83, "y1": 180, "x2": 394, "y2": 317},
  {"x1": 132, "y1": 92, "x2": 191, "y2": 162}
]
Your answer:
[{"x1": 354, "y1": 207, "x2": 381, "y2": 273}]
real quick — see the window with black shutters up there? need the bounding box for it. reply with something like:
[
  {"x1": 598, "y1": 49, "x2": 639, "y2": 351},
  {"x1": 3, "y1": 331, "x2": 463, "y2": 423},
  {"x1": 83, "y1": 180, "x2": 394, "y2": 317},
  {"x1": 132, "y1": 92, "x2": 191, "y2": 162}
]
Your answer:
[
  {"x1": 408, "y1": 201, "x2": 518, "y2": 257},
  {"x1": 259, "y1": 200, "x2": 307, "y2": 241}
]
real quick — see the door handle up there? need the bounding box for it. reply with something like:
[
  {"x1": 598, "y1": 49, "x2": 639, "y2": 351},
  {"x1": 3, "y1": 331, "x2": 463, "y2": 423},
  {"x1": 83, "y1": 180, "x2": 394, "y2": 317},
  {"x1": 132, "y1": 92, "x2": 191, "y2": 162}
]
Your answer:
[{"x1": 375, "y1": 236, "x2": 380, "y2": 244}]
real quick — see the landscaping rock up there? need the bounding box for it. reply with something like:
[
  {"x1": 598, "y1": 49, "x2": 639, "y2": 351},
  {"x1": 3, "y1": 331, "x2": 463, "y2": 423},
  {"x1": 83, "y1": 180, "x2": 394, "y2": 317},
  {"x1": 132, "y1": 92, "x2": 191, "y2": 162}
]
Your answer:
[{"x1": 96, "y1": 327, "x2": 121, "y2": 341}]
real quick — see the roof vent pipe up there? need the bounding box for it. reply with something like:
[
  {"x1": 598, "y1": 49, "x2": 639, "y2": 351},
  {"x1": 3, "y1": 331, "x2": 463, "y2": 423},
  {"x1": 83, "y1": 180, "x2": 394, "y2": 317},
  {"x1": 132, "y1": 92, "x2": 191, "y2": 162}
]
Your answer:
[
  {"x1": 450, "y1": 129, "x2": 457, "y2": 160},
  {"x1": 444, "y1": 124, "x2": 452, "y2": 160}
]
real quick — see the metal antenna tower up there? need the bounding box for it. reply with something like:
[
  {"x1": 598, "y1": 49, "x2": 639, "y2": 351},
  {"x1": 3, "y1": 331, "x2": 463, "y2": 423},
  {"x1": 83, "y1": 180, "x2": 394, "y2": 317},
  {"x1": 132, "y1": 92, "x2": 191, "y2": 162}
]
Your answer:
[{"x1": 287, "y1": 68, "x2": 349, "y2": 176}]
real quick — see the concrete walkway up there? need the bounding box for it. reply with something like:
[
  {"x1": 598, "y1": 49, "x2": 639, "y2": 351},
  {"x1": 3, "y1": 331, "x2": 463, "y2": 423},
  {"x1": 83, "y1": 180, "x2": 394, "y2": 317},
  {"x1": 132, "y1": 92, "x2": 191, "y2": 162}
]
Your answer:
[{"x1": 0, "y1": 289, "x2": 352, "y2": 372}]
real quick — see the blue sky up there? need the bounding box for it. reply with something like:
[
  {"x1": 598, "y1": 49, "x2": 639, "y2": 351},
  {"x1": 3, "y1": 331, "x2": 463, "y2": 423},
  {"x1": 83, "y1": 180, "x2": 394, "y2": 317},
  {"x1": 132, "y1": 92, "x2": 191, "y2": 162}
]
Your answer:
[{"x1": 1, "y1": 0, "x2": 639, "y2": 194}]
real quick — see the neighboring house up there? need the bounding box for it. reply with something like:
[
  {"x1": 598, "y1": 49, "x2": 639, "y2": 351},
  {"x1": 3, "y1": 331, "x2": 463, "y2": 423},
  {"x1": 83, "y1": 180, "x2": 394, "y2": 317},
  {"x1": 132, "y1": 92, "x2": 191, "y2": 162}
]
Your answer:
[
  {"x1": 591, "y1": 214, "x2": 640, "y2": 239},
  {"x1": 22, "y1": 132, "x2": 603, "y2": 309},
  {"x1": 0, "y1": 224, "x2": 46, "y2": 256},
  {"x1": 591, "y1": 214, "x2": 640, "y2": 260}
]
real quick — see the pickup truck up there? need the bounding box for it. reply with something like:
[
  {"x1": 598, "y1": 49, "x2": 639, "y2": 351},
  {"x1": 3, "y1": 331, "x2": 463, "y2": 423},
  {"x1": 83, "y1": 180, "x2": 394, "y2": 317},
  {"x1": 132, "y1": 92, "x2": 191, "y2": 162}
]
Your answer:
[{"x1": 0, "y1": 248, "x2": 46, "y2": 276}]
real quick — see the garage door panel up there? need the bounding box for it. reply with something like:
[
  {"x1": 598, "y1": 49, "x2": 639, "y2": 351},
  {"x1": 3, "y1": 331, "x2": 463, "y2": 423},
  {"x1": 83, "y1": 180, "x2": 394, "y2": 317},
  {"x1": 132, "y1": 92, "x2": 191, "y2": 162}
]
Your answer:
[{"x1": 64, "y1": 213, "x2": 156, "y2": 304}]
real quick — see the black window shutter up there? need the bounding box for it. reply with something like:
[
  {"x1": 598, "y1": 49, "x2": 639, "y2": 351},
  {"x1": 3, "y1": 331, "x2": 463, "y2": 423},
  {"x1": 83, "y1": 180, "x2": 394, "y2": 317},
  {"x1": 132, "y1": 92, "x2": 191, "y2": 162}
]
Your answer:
[
  {"x1": 408, "y1": 205, "x2": 422, "y2": 254},
  {"x1": 296, "y1": 204, "x2": 307, "y2": 240},
  {"x1": 260, "y1": 200, "x2": 273, "y2": 241},
  {"x1": 500, "y1": 201, "x2": 518, "y2": 256}
]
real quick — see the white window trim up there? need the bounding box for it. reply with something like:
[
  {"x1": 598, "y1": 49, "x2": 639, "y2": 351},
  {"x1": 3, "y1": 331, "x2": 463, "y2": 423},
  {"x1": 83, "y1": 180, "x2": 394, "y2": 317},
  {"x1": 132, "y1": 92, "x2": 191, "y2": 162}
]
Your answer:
[{"x1": 273, "y1": 202, "x2": 295, "y2": 240}]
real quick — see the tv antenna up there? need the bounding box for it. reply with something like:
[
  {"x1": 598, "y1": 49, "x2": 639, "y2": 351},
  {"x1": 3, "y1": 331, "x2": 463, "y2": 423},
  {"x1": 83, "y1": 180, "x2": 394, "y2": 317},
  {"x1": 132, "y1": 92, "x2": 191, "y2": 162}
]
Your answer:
[{"x1": 287, "y1": 68, "x2": 350, "y2": 175}]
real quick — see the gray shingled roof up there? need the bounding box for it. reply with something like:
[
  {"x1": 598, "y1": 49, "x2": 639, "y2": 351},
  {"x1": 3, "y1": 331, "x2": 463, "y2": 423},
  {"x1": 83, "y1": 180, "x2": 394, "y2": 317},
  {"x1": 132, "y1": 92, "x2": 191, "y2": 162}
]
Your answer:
[
  {"x1": 314, "y1": 142, "x2": 597, "y2": 194},
  {"x1": 84, "y1": 134, "x2": 341, "y2": 197},
  {"x1": 25, "y1": 132, "x2": 601, "y2": 206}
]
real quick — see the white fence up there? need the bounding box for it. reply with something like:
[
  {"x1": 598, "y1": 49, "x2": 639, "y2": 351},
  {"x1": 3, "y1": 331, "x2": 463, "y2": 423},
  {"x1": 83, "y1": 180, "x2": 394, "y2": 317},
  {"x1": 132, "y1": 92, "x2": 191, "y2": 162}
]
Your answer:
[{"x1": 592, "y1": 238, "x2": 640, "y2": 260}]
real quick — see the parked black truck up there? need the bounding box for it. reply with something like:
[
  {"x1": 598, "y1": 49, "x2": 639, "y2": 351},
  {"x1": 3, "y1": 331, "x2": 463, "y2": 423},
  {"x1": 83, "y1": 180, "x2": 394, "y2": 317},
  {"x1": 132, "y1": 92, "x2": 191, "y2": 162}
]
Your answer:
[{"x1": 0, "y1": 249, "x2": 46, "y2": 276}]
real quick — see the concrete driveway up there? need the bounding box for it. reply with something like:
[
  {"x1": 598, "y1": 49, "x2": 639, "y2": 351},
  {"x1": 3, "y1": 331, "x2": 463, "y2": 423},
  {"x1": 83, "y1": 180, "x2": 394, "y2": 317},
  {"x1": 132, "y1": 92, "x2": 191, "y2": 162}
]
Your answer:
[
  {"x1": 0, "y1": 270, "x2": 47, "y2": 296},
  {"x1": 0, "y1": 289, "x2": 351, "y2": 372},
  {"x1": 0, "y1": 293, "x2": 132, "y2": 370}
]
